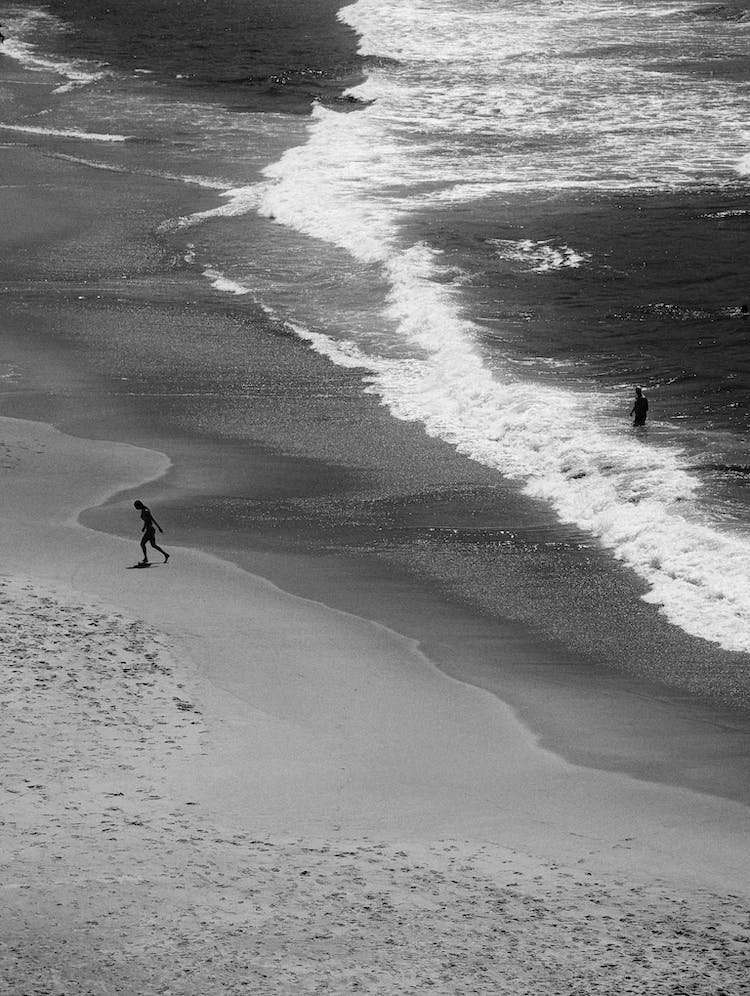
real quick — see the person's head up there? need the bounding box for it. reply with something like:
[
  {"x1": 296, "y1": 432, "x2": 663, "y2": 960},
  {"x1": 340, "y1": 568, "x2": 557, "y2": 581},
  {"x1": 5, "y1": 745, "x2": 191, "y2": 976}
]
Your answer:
[
  {"x1": 635, "y1": 387, "x2": 642, "y2": 397},
  {"x1": 133, "y1": 500, "x2": 144, "y2": 510}
]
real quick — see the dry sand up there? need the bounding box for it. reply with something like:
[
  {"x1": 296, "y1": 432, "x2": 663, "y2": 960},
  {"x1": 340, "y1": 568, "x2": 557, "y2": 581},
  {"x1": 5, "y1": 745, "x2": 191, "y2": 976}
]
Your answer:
[{"x1": 1, "y1": 415, "x2": 749, "y2": 994}]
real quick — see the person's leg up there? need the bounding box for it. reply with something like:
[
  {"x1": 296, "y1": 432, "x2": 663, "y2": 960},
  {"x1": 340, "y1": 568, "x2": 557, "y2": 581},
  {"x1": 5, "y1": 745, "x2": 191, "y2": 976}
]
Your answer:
[
  {"x1": 151, "y1": 540, "x2": 169, "y2": 563},
  {"x1": 140, "y1": 537, "x2": 149, "y2": 564}
]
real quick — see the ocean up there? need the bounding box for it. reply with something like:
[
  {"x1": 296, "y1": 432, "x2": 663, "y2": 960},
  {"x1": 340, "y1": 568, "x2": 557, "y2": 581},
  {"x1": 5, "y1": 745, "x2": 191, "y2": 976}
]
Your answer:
[{"x1": 2, "y1": 0, "x2": 750, "y2": 719}]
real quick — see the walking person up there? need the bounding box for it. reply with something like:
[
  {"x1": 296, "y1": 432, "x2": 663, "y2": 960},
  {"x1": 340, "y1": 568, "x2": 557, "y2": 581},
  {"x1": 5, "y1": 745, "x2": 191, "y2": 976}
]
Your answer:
[
  {"x1": 134, "y1": 500, "x2": 169, "y2": 565},
  {"x1": 630, "y1": 386, "x2": 648, "y2": 427}
]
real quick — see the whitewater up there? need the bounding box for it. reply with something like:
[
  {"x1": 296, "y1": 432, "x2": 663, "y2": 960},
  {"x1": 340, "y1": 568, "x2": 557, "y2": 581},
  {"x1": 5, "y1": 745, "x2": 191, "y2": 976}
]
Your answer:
[{"x1": 244, "y1": 0, "x2": 750, "y2": 653}]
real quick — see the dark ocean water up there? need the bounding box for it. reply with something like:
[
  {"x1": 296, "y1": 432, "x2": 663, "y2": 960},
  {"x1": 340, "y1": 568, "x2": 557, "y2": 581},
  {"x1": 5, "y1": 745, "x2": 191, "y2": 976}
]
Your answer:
[
  {"x1": 2, "y1": 0, "x2": 750, "y2": 704},
  {"x1": 8, "y1": 0, "x2": 363, "y2": 110}
]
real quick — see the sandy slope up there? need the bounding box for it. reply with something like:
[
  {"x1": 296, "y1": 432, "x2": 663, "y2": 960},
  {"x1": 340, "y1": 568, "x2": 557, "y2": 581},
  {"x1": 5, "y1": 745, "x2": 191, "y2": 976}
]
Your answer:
[{"x1": 0, "y1": 415, "x2": 748, "y2": 994}]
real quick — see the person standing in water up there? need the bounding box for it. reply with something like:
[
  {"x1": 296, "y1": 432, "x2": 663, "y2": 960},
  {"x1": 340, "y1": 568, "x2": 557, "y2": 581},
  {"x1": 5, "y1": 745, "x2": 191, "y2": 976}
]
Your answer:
[
  {"x1": 134, "y1": 500, "x2": 169, "y2": 565},
  {"x1": 630, "y1": 386, "x2": 648, "y2": 427}
]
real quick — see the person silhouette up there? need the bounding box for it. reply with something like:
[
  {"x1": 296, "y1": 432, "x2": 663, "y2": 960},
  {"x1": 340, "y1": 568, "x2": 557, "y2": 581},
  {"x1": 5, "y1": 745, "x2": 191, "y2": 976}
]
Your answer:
[
  {"x1": 134, "y1": 500, "x2": 169, "y2": 565},
  {"x1": 630, "y1": 386, "x2": 648, "y2": 427}
]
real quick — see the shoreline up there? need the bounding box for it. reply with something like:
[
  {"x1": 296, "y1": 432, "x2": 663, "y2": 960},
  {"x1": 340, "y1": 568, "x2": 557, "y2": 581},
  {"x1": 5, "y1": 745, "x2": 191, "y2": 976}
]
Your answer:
[
  {"x1": 2, "y1": 412, "x2": 750, "y2": 993},
  {"x1": 1, "y1": 138, "x2": 749, "y2": 807},
  {"x1": 82, "y1": 488, "x2": 750, "y2": 808}
]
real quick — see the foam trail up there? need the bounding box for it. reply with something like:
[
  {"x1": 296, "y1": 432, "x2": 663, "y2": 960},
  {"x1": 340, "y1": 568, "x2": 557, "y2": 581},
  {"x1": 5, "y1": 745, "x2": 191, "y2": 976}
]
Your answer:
[
  {"x1": 0, "y1": 124, "x2": 129, "y2": 142},
  {"x1": 42, "y1": 153, "x2": 233, "y2": 194},
  {"x1": 41, "y1": 153, "x2": 131, "y2": 173},
  {"x1": 203, "y1": 268, "x2": 251, "y2": 296},
  {"x1": 162, "y1": 184, "x2": 267, "y2": 232}
]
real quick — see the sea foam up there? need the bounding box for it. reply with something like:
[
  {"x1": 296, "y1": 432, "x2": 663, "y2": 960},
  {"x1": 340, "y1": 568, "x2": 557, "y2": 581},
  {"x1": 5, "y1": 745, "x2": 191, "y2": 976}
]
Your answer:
[
  {"x1": 0, "y1": 9, "x2": 105, "y2": 91},
  {"x1": 339, "y1": 0, "x2": 750, "y2": 191},
  {"x1": 488, "y1": 239, "x2": 590, "y2": 272},
  {"x1": 246, "y1": 0, "x2": 750, "y2": 654},
  {"x1": 283, "y1": 255, "x2": 750, "y2": 654}
]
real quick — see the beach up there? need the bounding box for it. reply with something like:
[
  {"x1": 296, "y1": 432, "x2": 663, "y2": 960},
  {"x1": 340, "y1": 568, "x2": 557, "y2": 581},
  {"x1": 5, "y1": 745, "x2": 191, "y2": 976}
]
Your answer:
[
  {"x1": 2, "y1": 1, "x2": 750, "y2": 990},
  {"x1": 0, "y1": 189, "x2": 748, "y2": 996},
  {"x1": 2, "y1": 417, "x2": 750, "y2": 995}
]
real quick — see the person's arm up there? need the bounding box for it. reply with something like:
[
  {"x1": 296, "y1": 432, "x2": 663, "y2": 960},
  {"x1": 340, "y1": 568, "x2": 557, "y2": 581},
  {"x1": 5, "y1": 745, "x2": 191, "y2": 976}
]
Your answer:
[{"x1": 152, "y1": 517, "x2": 163, "y2": 533}]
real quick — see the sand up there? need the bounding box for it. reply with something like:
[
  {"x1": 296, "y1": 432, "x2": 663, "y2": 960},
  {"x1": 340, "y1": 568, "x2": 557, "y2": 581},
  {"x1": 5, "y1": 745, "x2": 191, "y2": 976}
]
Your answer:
[{"x1": 0, "y1": 414, "x2": 749, "y2": 995}]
